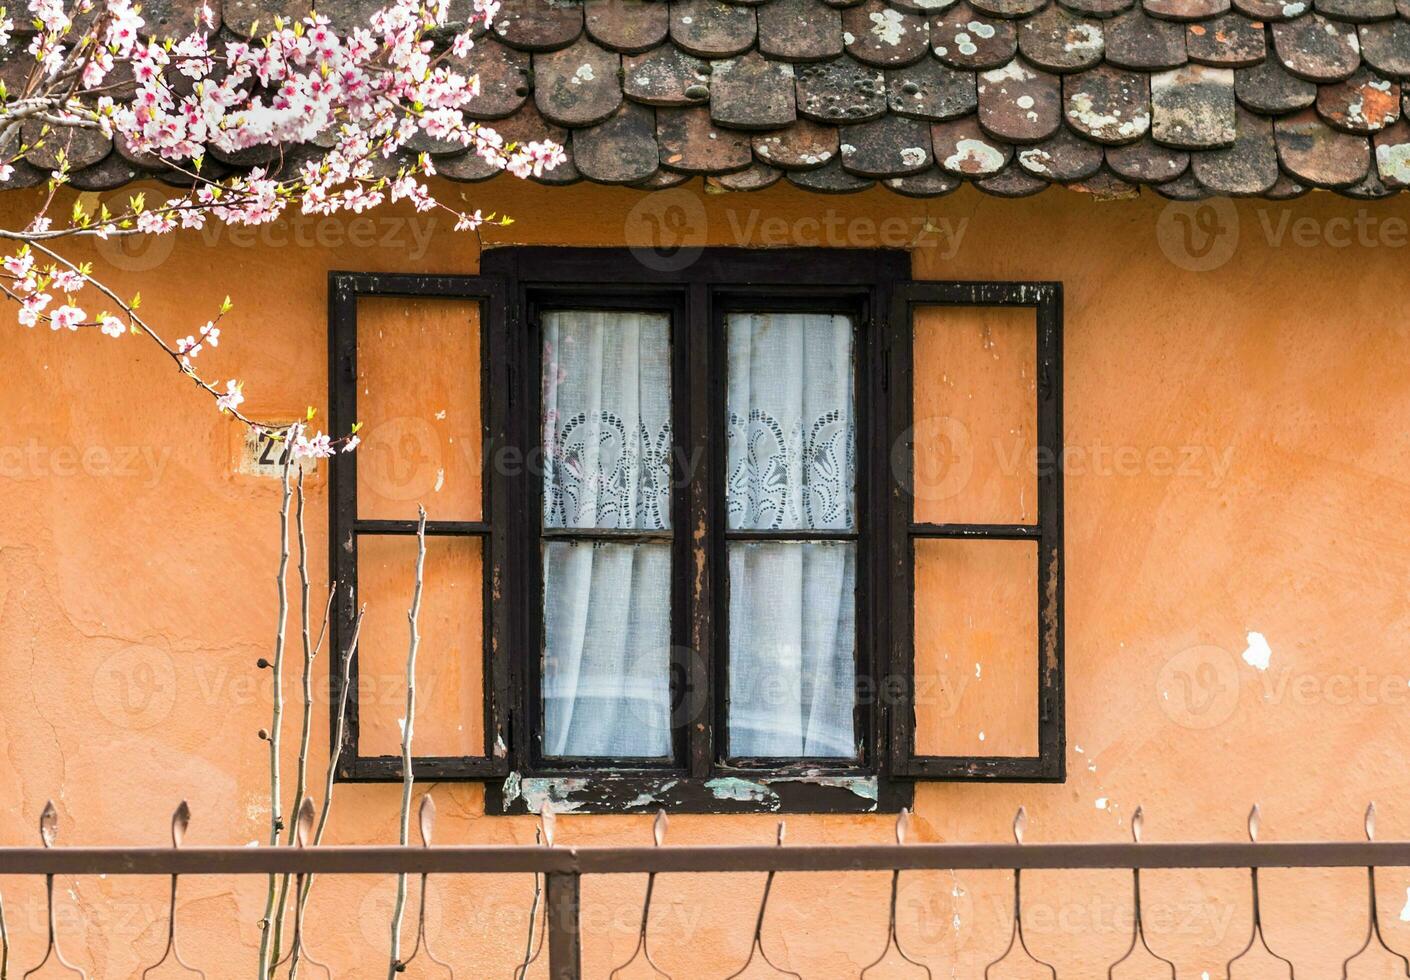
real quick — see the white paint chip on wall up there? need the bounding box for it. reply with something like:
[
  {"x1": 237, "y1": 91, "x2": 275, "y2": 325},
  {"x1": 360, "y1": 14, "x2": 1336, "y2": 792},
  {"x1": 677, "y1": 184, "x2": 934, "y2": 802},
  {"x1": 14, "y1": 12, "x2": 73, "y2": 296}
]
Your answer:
[{"x1": 1242, "y1": 631, "x2": 1272, "y2": 671}]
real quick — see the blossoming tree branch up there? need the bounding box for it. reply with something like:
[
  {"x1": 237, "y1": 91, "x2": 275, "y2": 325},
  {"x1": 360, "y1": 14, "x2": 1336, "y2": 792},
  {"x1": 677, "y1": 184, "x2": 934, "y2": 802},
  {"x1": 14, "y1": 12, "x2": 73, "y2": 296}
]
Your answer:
[{"x1": 0, "y1": 0, "x2": 563, "y2": 455}]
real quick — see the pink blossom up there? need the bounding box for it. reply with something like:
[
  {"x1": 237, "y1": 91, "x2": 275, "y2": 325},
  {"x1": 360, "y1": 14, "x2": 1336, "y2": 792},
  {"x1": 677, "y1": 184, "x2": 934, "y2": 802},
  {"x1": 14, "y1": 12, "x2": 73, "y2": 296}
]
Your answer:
[
  {"x1": 51, "y1": 305, "x2": 85, "y2": 331},
  {"x1": 99, "y1": 315, "x2": 125, "y2": 338},
  {"x1": 216, "y1": 379, "x2": 244, "y2": 413}
]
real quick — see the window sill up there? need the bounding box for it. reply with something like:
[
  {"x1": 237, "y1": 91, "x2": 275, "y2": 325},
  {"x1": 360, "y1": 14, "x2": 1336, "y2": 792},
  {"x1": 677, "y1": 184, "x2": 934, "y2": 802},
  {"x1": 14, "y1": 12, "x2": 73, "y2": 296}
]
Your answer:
[{"x1": 484, "y1": 768, "x2": 914, "y2": 815}]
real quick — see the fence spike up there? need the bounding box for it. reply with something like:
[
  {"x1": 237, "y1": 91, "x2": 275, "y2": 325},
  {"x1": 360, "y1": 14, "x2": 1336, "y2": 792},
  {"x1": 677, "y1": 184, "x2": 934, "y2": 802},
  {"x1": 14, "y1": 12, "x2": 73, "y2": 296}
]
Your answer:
[
  {"x1": 653, "y1": 809, "x2": 668, "y2": 849},
  {"x1": 418, "y1": 795, "x2": 436, "y2": 848},
  {"x1": 1131, "y1": 806, "x2": 1144, "y2": 844},
  {"x1": 896, "y1": 807, "x2": 911, "y2": 846},
  {"x1": 1365, "y1": 802, "x2": 1376, "y2": 842},
  {"x1": 540, "y1": 802, "x2": 556, "y2": 849},
  {"x1": 776, "y1": 821, "x2": 786, "y2": 848},
  {"x1": 1013, "y1": 807, "x2": 1027, "y2": 845},
  {"x1": 171, "y1": 802, "x2": 191, "y2": 849},
  {"x1": 295, "y1": 798, "x2": 315, "y2": 849},
  {"x1": 39, "y1": 802, "x2": 57, "y2": 849},
  {"x1": 1247, "y1": 804, "x2": 1261, "y2": 843}
]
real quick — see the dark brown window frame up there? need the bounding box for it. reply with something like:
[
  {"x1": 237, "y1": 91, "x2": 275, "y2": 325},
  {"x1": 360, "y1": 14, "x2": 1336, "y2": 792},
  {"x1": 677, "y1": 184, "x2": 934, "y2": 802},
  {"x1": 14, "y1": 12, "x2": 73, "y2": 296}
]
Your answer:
[{"x1": 327, "y1": 251, "x2": 1064, "y2": 813}]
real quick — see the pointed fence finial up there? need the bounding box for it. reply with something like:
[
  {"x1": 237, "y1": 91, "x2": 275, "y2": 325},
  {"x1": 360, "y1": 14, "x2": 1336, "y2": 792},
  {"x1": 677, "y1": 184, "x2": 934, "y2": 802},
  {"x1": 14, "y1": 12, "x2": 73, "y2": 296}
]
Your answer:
[
  {"x1": 1013, "y1": 806, "x2": 1027, "y2": 845},
  {"x1": 39, "y1": 801, "x2": 57, "y2": 848},
  {"x1": 776, "y1": 821, "x2": 786, "y2": 847},
  {"x1": 295, "y1": 797, "x2": 315, "y2": 848},
  {"x1": 539, "y1": 801, "x2": 556, "y2": 849},
  {"x1": 171, "y1": 801, "x2": 191, "y2": 849},
  {"x1": 653, "y1": 809, "x2": 668, "y2": 848},
  {"x1": 1365, "y1": 802, "x2": 1377, "y2": 842},
  {"x1": 418, "y1": 795, "x2": 436, "y2": 848},
  {"x1": 1131, "y1": 805, "x2": 1144, "y2": 844},
  {"x1": 1247, "y1": 804, "x2": 1261, "y2": 843},
  {"x1": 896, "y1": 807, "x2": 912, "y2": 846}
]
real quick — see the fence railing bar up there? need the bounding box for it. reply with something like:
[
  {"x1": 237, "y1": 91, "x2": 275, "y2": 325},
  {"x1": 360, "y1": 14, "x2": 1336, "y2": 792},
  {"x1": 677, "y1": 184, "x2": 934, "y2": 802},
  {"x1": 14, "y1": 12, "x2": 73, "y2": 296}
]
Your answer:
[{"x1": 3, "y1": 841, "x2": 1410, "y2": 876}]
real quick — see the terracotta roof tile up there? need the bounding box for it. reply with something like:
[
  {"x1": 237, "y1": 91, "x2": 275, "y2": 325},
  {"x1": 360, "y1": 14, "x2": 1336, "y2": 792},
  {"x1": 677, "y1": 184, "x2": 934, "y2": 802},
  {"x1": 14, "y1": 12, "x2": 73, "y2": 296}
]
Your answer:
[
  {"x1": 51, "y1": 0, "x2": 1410, "y2": 200},
  {"x1": 1016, "y1": 125, "x2": 1106, "y2": 177},
  {"x1": 1104, "y1": 7, "x2": 1188, "y2": 69},
  {"x1": 623, "y1": 45, "x2": 712, "y2": 105},
  {"x1": 977, "y1": 60, "x2": 1063, "y2": 141},
  {"x1": 1315, "y1": 66, "x2": 1401, "y2": 131},
  {"x1": 534, "y1": 36, "x2": 623, "y2": 125},
  {"x1": 711, "y1": 51, "x2": 798, "y2": 128},
  {"x1": 843, "y1": 0, "x2": 932, "y2": 65},
  {"x1": 1105, "y1": 134, "x2": 1191, "y2": 178},
  {"x1": 759, "y1": 0, "x2": 847, "y2": 59},
  {"x1": 493, "y1": 0, "x2": 584, "y2": 50},
  {"x1": 572, "y1": 101, "x2": 659, "y2": 181},
  {"x1": 933, "y1": 114, "x2": 1016, "y2": 170},
  {"x1": 585, "y1": 0, "x2": 669, "y2": 53},
  {"x1": 670, "y1": 0, "x2": 758, "y2": 56},
  {"x1": 1151, "y1": 63, "x2": 1237, "y2": 146},
  {"x1": 1358, "y1": 18, "x2": 1410, "y2": 77},
  {"x1": 1272, "y1": 14, "x2": 1362, "y2": 81},
  {"x1": 708, "y1": 159, "x2": 786, "y2": 189},
  {"x1": 1186, "y1": 13, "x2": 1266, "y2": 66},
  {"x1": 796, "y1": 56, "x2": 890, "y2": 120},
  {"x1": 931, "y1": 3, "x2": 1019, "y2": 68},
  {"x1": 1274, "y1": 105, "x2": 1372, "y2": 184},
  {"x1": 658, "y1": 104, "x2": 754, "y2": 170},
  {"x1": 1064, "y1": 65, "x2": 1152, "y2": 142},
  {"x1": 883, "y1": 166, "x2": 964, "y2": 193},
  {"x1": 787, "y1": 156, "x2": 877, "y2": 189},
  {"x1": 887, "y1": 59, "x2": 979, "y2": 119},
  {"x1": 1190, "y1": 104, "x2": 1279, "y2": 190},
  {"x1": 1017, "y1": 6, "x2": 1106, "y2": 70},
  {"x1": 840, "y1": 113, "x2": 936, "y2": 172},
  {"x1": 752, "y1": 118, "x2": 842, "y2": 166}
]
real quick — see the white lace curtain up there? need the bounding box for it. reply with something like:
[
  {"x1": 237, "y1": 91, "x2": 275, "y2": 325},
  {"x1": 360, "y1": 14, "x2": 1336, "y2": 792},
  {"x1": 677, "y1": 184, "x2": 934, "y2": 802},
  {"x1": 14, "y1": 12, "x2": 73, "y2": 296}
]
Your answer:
[
  {"x1": 541, "y1": 310, "x2": 672, "y2": 758},
  {"x1": 726, "y1": 312, "x2": 857, "y2": 759},
  {"x1": 538, "y1": 308, "x2": 857, "y2": 761}
]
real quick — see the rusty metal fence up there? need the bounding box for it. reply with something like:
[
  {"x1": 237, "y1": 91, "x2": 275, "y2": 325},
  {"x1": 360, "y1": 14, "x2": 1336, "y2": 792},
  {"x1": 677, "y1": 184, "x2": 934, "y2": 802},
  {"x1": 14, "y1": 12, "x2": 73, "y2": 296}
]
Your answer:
[{"x1": 1, "y1": 803, "x2": 1408, "y2": 979}]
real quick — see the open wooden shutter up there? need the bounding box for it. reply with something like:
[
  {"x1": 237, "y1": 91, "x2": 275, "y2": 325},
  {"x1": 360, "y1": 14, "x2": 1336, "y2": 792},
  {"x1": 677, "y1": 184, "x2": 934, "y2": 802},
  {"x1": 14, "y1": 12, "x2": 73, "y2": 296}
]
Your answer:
[
  {"x1": 887, "y1": 282, "x2": 1064, "y2": 781},
  {"x1": 329, "y1": 273, "x2": 511, "y2": 781}
]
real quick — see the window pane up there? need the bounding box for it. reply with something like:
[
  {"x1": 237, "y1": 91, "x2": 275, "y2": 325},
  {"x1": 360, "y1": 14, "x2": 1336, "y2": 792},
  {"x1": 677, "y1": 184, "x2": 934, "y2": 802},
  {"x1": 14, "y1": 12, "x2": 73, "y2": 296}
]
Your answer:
[
  {"x1": 913, "y1": 538, "x2": 1038, "y2": 756},
  {"x1": 727, "y1": 312, "x2": 855, "y2": 531},
  {"x1": 357, "y1": 534, "x2": 484, "y2": 757},
  {"x1": 543, "y1": 310, "x2": 672, "y2": 530},
  {"x1": 543, "y1": 541, "x2": 672, "y2": 759},
  {"x1": 912, "y1": 305, "x2": 1037, "y2": 525},
  {"x1": 357, "y1": 298, "x2": 482, "y2": 521},
  {"x1": 728, "y1": 541, "x2": 857, "y2": 759}
]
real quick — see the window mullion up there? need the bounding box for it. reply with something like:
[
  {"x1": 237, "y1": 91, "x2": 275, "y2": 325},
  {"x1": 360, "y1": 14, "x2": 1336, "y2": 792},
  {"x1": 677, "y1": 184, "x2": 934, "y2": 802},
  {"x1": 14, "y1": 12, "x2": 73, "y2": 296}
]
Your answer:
[{"x1": 684, "y1": 281, "x2": 715, "y2": 780}]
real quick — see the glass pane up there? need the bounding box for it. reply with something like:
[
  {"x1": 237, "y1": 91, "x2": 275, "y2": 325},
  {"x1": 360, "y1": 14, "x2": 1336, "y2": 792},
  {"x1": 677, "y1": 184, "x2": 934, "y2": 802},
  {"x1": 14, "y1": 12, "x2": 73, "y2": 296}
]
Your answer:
[
  {"x1": 543, "y1": 541, "x2": 672, "y2": 759},
  {"x1": 357, "y1": 297, "x2": 482, "y2": 521},
  {"x1": 357, "y1": 534, "x2": 484, "y2": 757},
  {"x1": 912, "y1": 305, "x2": 1037, "y2": 525},
  {"x1": 913, "y1": 538, "x2": 1038, "y2": 756},
  {"x1": 728, "y1": 541, "x2": 857, "y2": 759},
  {"x1": 727, "y1": 312, "x2": 855, "y2": 531},
  {"x1": 542, "y1": 310, "x2": 672, "y2": 530}
]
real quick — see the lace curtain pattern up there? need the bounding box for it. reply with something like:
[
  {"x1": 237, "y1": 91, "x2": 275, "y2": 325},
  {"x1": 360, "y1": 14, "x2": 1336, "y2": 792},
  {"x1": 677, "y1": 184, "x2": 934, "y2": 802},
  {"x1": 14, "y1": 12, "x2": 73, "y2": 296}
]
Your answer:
[
  {"x1": 541, "y1": 310, "x2": 673, "y2": 758},
  {"x1": 726, "y1": 312, "x2": 858, "y2": 759}
]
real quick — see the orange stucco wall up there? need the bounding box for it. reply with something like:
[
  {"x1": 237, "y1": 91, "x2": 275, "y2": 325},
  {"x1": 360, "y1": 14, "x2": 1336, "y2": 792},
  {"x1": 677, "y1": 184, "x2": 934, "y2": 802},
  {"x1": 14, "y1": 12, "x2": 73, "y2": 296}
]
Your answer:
[{"x1": 1, "y1": 177, "x2": 1409, "y2": 977}]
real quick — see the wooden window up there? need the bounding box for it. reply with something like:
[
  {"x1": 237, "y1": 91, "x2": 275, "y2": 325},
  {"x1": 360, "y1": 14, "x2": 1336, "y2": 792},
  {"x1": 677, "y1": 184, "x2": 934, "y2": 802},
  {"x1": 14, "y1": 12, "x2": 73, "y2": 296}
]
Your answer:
[{"x1": 328, "y1": 255, "x2": 1064, "y2": 812}]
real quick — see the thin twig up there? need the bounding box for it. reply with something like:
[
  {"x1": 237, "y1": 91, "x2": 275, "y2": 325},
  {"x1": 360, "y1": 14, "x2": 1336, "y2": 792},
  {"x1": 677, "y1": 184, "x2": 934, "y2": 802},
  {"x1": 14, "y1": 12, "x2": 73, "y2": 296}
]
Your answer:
[
  {"x1": 257, "y1": 430, "x2": 297, "y2": 980},
  {"x1": 388, "y1": 507, "x2": 427, "y2": 978}
]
